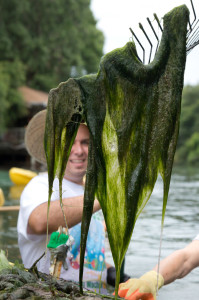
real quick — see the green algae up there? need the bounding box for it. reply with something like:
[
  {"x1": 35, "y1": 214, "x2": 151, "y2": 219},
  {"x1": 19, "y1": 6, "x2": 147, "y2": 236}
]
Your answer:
[{"x1": 44, "y1": 5, "x2": 189, "y2": 297}]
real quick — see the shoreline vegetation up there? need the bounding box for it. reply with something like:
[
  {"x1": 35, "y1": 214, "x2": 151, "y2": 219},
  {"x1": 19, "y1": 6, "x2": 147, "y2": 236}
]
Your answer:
[
  {"x1": 0, "y1": 258, "x2": 114, "y2": 300},
  {"x1": 0, "y1": 248, "x2": 113, "y2": 300},
  {"x1": 175, "y1": 84, "x2": 199, "y2": 166},
  {"x1": 0, "y1": 83, "x2": 198, "y2": 169},
  {"x1": 0, "y1": 267, "x2": 112, "y2": 299}
]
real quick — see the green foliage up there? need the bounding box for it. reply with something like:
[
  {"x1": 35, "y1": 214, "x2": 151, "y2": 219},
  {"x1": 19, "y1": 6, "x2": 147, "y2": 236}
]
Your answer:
[
  {"x1": 0, "y1": 0, "x2": 104, "y2": 132},
  {"x1": 0, "y1": 60, "x2": 27, "y2": 132},
  {"x1": 0, "y1": 0, "x2": 104, "y2": 92},
  {"x1": 0, "y1": 250, "x2": 12, "y2": 272},
  {"x1": 175, "y1": 84, "x2": 199, "y2": 165}
]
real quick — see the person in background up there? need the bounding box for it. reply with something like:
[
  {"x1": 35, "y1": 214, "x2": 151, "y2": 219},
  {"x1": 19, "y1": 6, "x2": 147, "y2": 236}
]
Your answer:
[
  {"x1": 118, "y1": 236, "x2": 199, "y2": 299},
  {"x1": 17, "y1": 110, "x2": 129, "y2": 292}
]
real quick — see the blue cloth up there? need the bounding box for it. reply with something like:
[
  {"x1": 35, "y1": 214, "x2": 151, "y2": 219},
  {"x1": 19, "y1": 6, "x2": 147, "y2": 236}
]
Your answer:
[{"x1": 69, "y1": 217, "x2": 106, "y2": 271}]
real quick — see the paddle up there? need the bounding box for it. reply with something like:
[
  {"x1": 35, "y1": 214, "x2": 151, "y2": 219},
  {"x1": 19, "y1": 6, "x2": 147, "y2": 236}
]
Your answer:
[
  {"x1": 0, "y1": 187, "x2": 20, "y2": 211},
  {"x1": 0, "y1": 206, "x2": 20, "y2": 211}
]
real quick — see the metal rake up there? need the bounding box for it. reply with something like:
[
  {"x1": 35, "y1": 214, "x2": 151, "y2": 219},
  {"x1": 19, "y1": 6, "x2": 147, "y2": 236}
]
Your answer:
[{"x1": 129, "y1": 0, "x2": 199, "y2": 64}]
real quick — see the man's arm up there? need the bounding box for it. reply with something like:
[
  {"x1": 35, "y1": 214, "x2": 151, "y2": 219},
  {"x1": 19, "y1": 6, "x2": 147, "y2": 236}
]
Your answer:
[
  {"x1": 28, "y1": 196, "x2": 101, "y2": 234},
  {"x1": 118, "y1": 240, "x2": 199, "y2": 300},
  {"x1": 154, "y1": 239, "x2": 199, "y2": 284}
]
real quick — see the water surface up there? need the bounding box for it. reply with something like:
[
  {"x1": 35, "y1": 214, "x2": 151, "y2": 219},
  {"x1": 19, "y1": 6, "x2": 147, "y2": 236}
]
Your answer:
[{"x1": 0, "y1": 166, "x2": 198, "y2": 299}]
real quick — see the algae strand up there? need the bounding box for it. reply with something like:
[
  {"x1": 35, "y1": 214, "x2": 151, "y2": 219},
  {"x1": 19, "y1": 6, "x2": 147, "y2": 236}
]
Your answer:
[{"x1": 44, "y1": 4, "x2": 189, "y2": 298}]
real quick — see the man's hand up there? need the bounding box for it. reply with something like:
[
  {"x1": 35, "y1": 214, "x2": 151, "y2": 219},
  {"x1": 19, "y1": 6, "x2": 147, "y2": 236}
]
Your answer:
[{"x1": 117, "y1": 271, "x2": 164, "y2": 300}]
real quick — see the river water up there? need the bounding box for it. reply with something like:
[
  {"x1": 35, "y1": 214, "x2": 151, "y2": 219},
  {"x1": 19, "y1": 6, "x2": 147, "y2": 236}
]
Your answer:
[{"x1": 0, "y1": 166, "x2": 199, "y2": 299}]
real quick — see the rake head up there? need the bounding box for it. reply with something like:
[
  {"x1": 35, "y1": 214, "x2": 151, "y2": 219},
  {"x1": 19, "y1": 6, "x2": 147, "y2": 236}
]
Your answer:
[{"x1": 130, "y1": 0, "x2": 199, "y2": 64}]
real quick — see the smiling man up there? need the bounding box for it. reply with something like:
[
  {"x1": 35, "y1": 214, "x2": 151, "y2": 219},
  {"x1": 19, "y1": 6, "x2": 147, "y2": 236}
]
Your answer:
[
  {"x1": 64, "y1": 124, "x2": 89, "y2": 185},
  {"x1": 17, "y1": 110, "x2": 107, "y2": 291}
]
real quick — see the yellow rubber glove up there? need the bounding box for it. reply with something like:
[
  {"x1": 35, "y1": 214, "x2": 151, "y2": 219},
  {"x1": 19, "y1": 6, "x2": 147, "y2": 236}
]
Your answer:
[{"x1": 117, "y1": 270, "x2": 164, "y2": 300}]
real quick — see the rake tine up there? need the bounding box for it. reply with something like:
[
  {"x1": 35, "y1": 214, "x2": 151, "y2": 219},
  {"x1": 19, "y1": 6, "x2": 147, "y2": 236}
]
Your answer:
[
  {"x1": 153, "y1": 13, "x2": 163, "y2": 32},
  {"x1": 187, "y1": 0, "x2": 197, "y2": 36},
  {"x1": 186, "y1": 39, "x2": 199, "y2": 54},
  {"x1": 187, "y1": 25, "x2": 199, "y2": 47},
  {"x1": 190, "y1": 0, "x2": 197, "y2": 26},
  {"x1": 147, "y1": 17, "x2": 159, "y2": 54},
  {"x1": 129, "y1": 27, "x2": 145, "y2": 64},
  {"x1": 187, "y1": 19, "x2": 199, "y2": 40},
  {"x1": 188, "y1": 19, "x2": 193, "y2": 34},
  {"x1": 186, "y1": 0, "x2": 199, "y2": 54},
  {"x1": 191, "y1": 31, "x2": 199, "y2": 47},
  {"x1": 139, "y1": 22, "x2": 153, "y2": 63}
]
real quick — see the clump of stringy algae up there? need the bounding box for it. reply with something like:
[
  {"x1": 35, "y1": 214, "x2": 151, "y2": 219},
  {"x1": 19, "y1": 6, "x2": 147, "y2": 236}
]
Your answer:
[{"x1": 44, "y1": 5, "x2": 189, "y2": 298}]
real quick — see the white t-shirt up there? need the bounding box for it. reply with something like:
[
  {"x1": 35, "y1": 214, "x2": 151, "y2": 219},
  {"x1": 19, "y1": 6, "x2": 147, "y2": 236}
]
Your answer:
[{"x1": 17, "y1": 173, "x2": 107, "y2": 290}]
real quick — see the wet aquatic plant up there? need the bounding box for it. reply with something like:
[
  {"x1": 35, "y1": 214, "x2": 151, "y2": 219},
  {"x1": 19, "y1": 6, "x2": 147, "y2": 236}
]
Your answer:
[{"x1": 44, "y1": 5, "x2": 189, "y2": 297}]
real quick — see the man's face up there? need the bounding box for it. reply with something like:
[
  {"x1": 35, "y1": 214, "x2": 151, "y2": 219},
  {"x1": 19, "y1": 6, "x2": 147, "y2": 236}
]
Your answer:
[{"x1": 64, "y1": 124, "x2": 89, "y2": 184}]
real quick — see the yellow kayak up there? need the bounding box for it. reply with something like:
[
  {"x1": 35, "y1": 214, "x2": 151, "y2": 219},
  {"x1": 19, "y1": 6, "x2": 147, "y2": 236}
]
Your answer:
[
  {"x1": 9, "y1": 185, "x2": 26, "y2": 200},
  {"x1": 0, "y1": 188, "x2": 5, "y2": 206},
  {"x1": 9, "y1": 167, "x2": 37, "y2": 185}
]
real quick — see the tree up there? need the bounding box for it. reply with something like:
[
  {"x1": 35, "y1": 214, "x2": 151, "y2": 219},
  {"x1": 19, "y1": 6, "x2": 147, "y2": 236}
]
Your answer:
[
  {"x1": 0, "y1": 0, "x2": 104, "y2": 130},
  {"x1": 175, "y1": 84, "x2": 199, "y2": 165},
  {"x1": 0, "y1": 60, "x2": 27, "y2": 133},
  {"x1": 0, "y1": 0, "x2": 104, "y2": 91}
]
